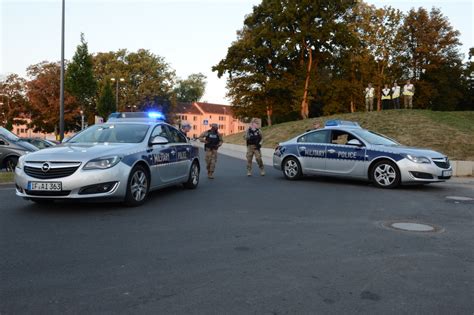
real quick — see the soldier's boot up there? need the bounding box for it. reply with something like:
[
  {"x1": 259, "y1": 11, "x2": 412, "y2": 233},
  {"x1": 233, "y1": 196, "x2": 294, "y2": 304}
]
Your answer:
[
  {"x1": 260, "y1": 168, "x2": 265, "y2": 176},
  {"x1": 208, "y1": 172, "x2": 214, "y2": 179}
]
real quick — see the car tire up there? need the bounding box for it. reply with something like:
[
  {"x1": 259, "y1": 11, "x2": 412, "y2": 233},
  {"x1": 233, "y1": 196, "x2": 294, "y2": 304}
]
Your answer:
[
  {"x1": 283, "y1": 157, "x2": 302, "y2": 180},
  {"x1": 371, "y1": 160, "x2": 400, "y2": 189},
  {"x1": 183, "y1": 161, "x2": 199, "y2": 189},
  {"x1": 124, "y1": 165, "x2": 150, "y2": 207},
  {"x1": 4, "y1": 156, "x2": 18, "y2": 172}
]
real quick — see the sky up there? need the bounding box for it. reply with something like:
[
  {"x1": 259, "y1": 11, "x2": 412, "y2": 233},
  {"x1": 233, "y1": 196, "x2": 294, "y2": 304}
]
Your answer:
[{"x1": 1, "y1": 0, "x2": 473, "y2": 104}]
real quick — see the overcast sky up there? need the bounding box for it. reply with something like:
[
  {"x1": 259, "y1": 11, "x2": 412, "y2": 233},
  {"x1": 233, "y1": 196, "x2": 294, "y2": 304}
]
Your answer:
[{"x1": 1, "y1": 0, "x2": 472, "y2": 104}]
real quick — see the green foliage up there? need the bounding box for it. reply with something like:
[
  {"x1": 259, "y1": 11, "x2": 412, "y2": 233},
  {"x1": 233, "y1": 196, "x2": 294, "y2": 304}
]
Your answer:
[
  {"x1": 65, "y1": 33, "x2": 97, "y2": 123},
  {"x1": 174, "y1": 73, "x2": 207, "y2": 102},
  {"x1": 92, "y1": 49, "x2": 176, "y2": 115},
  {"x1": 97, "y1": 81, "x2": 115, "y2": 118}
]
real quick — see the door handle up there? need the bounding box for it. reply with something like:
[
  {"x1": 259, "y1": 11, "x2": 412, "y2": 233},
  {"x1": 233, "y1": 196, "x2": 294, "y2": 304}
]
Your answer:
[
  {"x1": 171, "y1": 150, "x2": 176, "y2": 155},
  {"x1": 327, "y1": 149, "x2": 336, "y2": 154},
  {"x1": 299, "y1": 146, "x2": 306, "y2": 151}
]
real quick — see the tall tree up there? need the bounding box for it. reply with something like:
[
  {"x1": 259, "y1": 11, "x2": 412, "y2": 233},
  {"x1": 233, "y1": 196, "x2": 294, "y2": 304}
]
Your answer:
[
  {"x1": 174, "y1": 73, "x2": 207, "y2": 102},
  {"x1": 96, "y1": 81, "x2": 115, "y2": 119},
  {"x1": 27, "y1": 62, "x2": 79, "y2": 133},
  {"x1": 0, "y1": 74, "x2": 29, "y2": 130},
  {"x1": 398, "y1": 7, "x2": 462, "y2": 109},
  {"x1": 65, "y1": 33, "x2": 97, "y2": 123},
  {"x1": 93, "y1": 49, "x2": 176, "y2": 114}
]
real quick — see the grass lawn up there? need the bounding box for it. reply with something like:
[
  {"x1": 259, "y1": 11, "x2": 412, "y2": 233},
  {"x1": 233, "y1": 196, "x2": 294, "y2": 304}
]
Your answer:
[
  {"x1": 0, "y1": 172, "x2": 14, "y2": 183},
  {"x1": 224, "y1": 110, "x2": 474, "y2": 161}
]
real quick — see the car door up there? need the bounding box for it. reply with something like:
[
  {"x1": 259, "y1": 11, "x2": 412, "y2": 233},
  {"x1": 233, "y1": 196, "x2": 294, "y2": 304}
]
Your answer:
[
  {"x1": 163, "y1": 125, "x2": 190, "y2": 181},
  {"x1": 325, "y1": 129, "x2": 366, "y2": 177},
  {"x1": 296, "y1": 130, "x2": 329, "y2": 173},
  {"x1": 148, "y1": 124, "x2": 177, "y2": 187}
]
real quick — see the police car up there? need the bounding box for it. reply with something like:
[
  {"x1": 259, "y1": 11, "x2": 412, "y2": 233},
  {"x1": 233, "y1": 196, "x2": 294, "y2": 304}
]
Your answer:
[
  {"x1": 15, "y1": 112, "x2": 200, "y2": 206},
  {"x1": 273, "y1": 120, "x2": 452, "y2": 188}
]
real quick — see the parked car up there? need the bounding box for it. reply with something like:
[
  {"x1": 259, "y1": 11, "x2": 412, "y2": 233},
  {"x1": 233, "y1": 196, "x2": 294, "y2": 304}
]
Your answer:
[
  {"x1": 15, "y1": 117, "x2": 200, "y2": 206},
  {"x1": 273, "y1": 120, "x2": 452, "y2": 188},
  {"x1": 0, "y1": 127, "x2": 38, "y2": 171},
  {"x1": 21, "y1": 138, "x2": 57, "y2": 149}
]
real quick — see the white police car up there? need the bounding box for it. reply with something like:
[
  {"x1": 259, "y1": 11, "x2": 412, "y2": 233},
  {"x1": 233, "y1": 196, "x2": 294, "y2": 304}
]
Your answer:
[
  {"x1": 273, "y1": 120, "x2": 452, "y2": 188},
  {"x1": 15, "y1": 112, "x2": 200, "y2": 206}
]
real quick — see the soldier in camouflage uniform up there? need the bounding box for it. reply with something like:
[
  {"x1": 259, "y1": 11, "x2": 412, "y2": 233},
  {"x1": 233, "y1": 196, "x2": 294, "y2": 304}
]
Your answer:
[
  {"x1": 198, "y1": 123, "x2": 223, "y2": 179},
  {"x1": 244, "y1": 120, "x2": 265, "y2": 176}
]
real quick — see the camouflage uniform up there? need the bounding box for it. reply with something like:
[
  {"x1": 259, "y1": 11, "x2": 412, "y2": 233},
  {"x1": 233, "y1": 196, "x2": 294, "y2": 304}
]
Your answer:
[
  {"x1": 244, "y1": 127, "x2": 264, "y2": 176},
  {"x1": 198, "y1": 126, "x2": 223, "y2": 179}
]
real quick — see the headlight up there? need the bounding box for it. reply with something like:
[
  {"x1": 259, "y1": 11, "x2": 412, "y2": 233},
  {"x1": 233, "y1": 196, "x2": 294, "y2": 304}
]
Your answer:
[
  {"x1": 402, "y1": 154, "x2": 431, "y2": 164},
  {"x1": 83, "y1": 156, "x2": 122, "y2": 170},
  {"x1": 16, "y1": 156, "x2": 25, "y2": 169}
]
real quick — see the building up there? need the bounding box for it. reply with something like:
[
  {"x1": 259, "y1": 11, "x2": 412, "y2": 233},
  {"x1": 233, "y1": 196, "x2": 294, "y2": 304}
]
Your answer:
[
  {"x1": 175, "y1": 102, "x2": 247, "y2": 139},
  {"x1": 12, "y1": 118, "x2": 74, "y2": 140}
]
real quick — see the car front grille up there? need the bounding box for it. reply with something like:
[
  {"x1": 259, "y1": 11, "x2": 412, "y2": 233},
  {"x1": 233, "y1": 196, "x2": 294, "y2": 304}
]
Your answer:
[
  {"x1": 432, "y1": 158, "x2": 450, "y2": 169},
  {"x1": 24, "y1": 161, "x2": 81, "y2": 179},
  {"x1": 25, "y1": 190, "x2": 71, "y2": 196}
]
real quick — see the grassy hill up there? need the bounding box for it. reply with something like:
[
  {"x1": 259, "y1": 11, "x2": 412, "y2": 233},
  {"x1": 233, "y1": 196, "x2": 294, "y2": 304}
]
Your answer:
[{"x1": 224, "y1": 110, "x2": 474, "y2": 161}]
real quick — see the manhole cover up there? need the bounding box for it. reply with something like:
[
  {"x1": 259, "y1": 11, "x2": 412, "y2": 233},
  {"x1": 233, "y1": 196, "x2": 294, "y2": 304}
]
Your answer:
[
  {"x1": 382, "y1": 221, "x2": 443, "y2": 233},
  {"x1": 446, "y1": 196, "x2": 474, "y2": 201}
]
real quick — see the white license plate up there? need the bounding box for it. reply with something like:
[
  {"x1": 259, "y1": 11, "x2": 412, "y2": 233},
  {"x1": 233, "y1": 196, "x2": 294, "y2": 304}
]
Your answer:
[
  {"x1": 442, "y1": 170, "x2": 452, "y2": 177},
  {"x1": 29, "y1": 182, "x2": 62, "y2": 191}
]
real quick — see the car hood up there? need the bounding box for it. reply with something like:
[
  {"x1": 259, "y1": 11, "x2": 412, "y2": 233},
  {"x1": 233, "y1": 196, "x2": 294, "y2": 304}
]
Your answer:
[
  {"x1": 23, "y1": 143, "x2": 141, "y2": 162},
  {"x1": 372, "y1": 145, "x2": 446, "y2": 158}
]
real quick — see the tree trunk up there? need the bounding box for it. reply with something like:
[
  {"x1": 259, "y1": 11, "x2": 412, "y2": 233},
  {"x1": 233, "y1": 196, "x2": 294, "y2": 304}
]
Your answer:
[
  {"x1": 266, "y1": 105, "x2": 272, "y2": 126},
  {"x1": 377, "y1": 62, "x2": 385, "y2": 111},
  {"x1": 300, "y1": 46, "x2": 313, "y2": 120}
]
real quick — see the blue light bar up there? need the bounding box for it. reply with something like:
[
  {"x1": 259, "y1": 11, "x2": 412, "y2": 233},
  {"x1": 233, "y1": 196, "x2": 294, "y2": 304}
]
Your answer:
[
  {"x1": 325, "y1": 120, "x2": 360, "y2": 127},
  {"x1": 148, "y1": 112, "x2": 164, "y2": 119}
]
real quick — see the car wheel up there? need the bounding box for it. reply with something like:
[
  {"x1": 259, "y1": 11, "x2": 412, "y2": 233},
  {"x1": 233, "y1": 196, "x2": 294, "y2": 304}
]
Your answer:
[
  {"x1": 372, "y1": 160, "x2": 400, "y2": 188},
  {"x1": 184, "y1": 161, "x2": 199, "y2": 189},
  {"x1": 4, "y1": 156, "x2": 18, "y2": 172},
  {"x1": 124, "y1": 165, "x2": 150, "y2": 206},
  {"x1": 283, "y1": 157, "x2": 302, "y2": 180}
]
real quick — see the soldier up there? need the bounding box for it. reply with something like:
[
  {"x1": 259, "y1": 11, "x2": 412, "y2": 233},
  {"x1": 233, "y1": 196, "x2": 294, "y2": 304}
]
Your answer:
[
  {"x1": 403, "y1": 80, "x2": 415, "y2": 109},
  {"x1": 244, "y1": 120, "x2": 265, "y2": 176},
  {"x1": 381, "y1": 84, "x2": 391, "y2": 110},
  {"x1": 391, "y1": 82, "x2": 401, "y2": 109},
  {"x1": 364, "y1": 83, "x2": 375, "y2": 112},
  {"x1": 198, "y1": 123, "x2": 223, "y2": 179}
]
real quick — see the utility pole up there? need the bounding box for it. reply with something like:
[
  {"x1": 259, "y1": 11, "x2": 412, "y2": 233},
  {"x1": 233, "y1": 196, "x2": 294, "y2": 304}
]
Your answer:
[{"x1": 59, "y1": 0, "x2": 65, "y2": 142}]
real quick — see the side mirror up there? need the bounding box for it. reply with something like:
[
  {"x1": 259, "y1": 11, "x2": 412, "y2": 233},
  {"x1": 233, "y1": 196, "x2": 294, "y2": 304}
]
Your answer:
[
  {"x1": 150, "y1": 136, "x2": 169, "y2": 145},
  {"x1": 0, "y1": 139, "x2": 7, "y2": 146},
  {"x1": 347, "y1": 139, "x2": 363, "y2": 147}
]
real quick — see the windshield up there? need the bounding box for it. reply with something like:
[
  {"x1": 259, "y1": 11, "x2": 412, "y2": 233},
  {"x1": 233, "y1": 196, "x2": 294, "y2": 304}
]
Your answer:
[
  {"x1": 68, "y1": 124, "x2": 149, "y2": 144},
  {"x1": 0, "y1": 127, "x2": 20, "y2": 141},
  {"x1": 352, "y1": 130, "x2": 399, "y2": 146}
]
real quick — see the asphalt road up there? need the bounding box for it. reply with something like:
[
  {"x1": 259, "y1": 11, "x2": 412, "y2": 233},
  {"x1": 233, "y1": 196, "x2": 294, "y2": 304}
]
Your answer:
[{"x1": 1, "y1": 152, "x2": 473, "y2": 314}]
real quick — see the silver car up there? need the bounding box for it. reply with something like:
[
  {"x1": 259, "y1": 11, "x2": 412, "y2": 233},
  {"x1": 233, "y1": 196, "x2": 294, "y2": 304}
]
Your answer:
[
  {"x1": 15, "y1": 121, "x2": 200, "y2": 206},
  {"x1": 273, "y1": 120, "x2": 452, "y2": 188}
]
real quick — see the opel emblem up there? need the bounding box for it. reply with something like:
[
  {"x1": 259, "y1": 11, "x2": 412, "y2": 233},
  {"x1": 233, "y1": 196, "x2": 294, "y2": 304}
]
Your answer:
[{"x1": 41, "y1": 162, "x2": 51, "y2": 173}]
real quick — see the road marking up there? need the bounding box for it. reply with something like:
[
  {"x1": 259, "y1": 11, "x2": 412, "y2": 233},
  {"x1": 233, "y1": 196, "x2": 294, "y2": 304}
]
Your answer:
[{"x1": 446, "y1": 196, "x2": 474, "y2": 201}]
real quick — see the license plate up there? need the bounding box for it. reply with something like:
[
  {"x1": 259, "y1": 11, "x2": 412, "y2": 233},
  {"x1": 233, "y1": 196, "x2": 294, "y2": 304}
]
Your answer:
[
  {"x1": 29, "y1": 182, "x2": 62, "y2": 191},
  {"x1": 442, "y1": 170, "x2": 452, "y2": 177}
]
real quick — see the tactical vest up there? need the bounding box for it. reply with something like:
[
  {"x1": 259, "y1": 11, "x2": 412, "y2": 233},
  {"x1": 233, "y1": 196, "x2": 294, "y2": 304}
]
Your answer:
[
  {"x1": 403, "y1": 84, "x2": 414, "y2": 96},
  {"x1": 205, "y1": 130, "x2": 220, "y2": 149},
  {"x1": 246, "y1": 128, "x2": 262, "y2": 146},
  {"x1": 392, "y1": 87, "x2": 400, "y2": 98},
  {"x1": 381, "y1": 89, "x2": 391, "y2": 100}
]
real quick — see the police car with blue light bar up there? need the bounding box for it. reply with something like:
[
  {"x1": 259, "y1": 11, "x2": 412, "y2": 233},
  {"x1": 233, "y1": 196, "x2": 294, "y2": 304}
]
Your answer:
[
  {"x1": 15, "y1": 112, "x2": 200, "y2": 206},
  {"x1": 273, "y1": 120, "x2": 452, "y2": 188}
]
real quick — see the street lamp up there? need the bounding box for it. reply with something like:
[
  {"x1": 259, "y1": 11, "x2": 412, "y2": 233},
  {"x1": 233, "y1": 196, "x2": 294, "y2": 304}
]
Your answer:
[
  {"x1": 110, "y1": 77, "x2": 125, "y2": 112},
  {"x1": 80, "y1": 109, "x2": 85, "y2": 130}
]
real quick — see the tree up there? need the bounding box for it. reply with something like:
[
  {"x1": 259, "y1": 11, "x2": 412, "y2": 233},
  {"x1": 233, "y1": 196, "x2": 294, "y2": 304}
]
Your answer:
[
  {"x1": 65, "y1": 33, "x2": 97, "y2": 123},
  {"x1": 174, "y1": 73, "x2": 207, "y2": 102},
  {"x1": 96, "y1": 81, "x2": 115, "y2": 119},
  {"x1": 0, "y1": 74, "x2": 29, "y2": 130},
  {"x1": 214, "y1": 0, "x2": 356, "y2": 122},
  {"x1": 92, "y1": 49, "x2": 176, "y2": 114},
  {"x1": 27, "y1": 62, "x2": 79, "y2": 133},
  {"x1": 398, "y1": 7, "x2": 463, "y2": 109}
]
